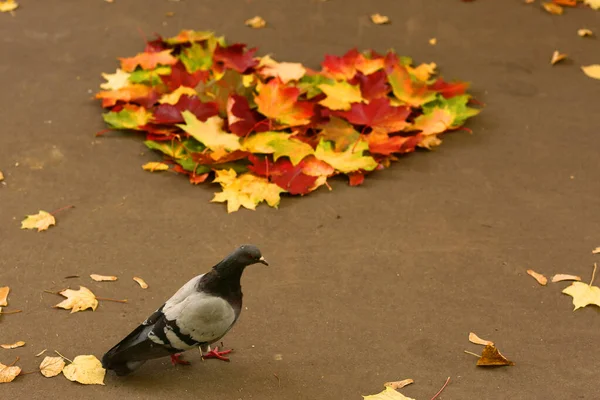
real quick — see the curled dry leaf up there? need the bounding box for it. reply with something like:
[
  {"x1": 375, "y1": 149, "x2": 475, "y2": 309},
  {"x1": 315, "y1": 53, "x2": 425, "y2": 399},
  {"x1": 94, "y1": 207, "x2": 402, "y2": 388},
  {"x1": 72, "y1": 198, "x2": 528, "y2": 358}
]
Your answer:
[
  {"x1": 21, "y1": 210, "x2": 56, "y2": 232},
  {"x1": 1, "y1": 341, "x2": 25, "y2": 349},
  {"x1": 592, "y1": 247, "x2": 600, "y2": 254},
  {"x1": 476, "y1": 344, "x2": 515, "y2": 367},
  {"x1": 40, "y1": 356, "x2": 65, "y2": 378},
  {"x1": 142, "y1": 162, "x2": 169, "y2": 172},
  {"x1": 54, "y1": 286, "x2": 98, "y2": 313},
  {"x1": 527, "y1": 269, "x2": 548, "y2": 285},
  {"x1": 363, "y1": 386, "x2": 415, "y2": 400},
  {"x1": 469, "y1": 332, "x2": 494, "y2": 346},
  {"x1": 245, "y1": 16, "x2": 266, "y2": 29},
  {"x1": 90, "y1": 274, "x2": 118, "y2": 282},
  {"x1": 429, "y1": 38, "x2": 437, "y2": 45},
  {"x1": 542, "y1": 2, "x2": 563, "y2": 14},
  {"x1": 582, "y1": 65, "x2": 600, "y2": 80},
  {"x1": 133, "y1": 277, "x2": 149, "y2": 289},
  {"x1": 0, "y1": 287, "x2": 9, "y2": 306},
  {"x1": 550, "y1": 51, "x2": 567, "y2": 65},
  {"x1": 384, "y1": 379, "x2": 414, "y2": 390},
  {"x1": 370, "y1": 13, "x2": 390, "y2": 25},
  {"x1": 62, "y1": 355, "x2": 106, "y2": 385},
  {"x1": 0, "y1": 361, "x2": 21, "y2": 383},
  {"x1": 0, "y1": 0, "x2": 18, "y2": 13},
  {"x1": 551, "y1": 274, "x2": 581, "y2": 283},
  {"x1": 578, "y1": 28, "x2": 593, "y2": 37}
]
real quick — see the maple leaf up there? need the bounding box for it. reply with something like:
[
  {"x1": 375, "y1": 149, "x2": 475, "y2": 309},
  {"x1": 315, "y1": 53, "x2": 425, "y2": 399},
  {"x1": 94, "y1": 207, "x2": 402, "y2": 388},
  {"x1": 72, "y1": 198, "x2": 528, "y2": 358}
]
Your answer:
[
  {"x1": 0, "y1": 0, "x2": 17, "y2": 12},
  {"x1": 100, "y1": 69, "x2": 131, "y2": 90},
  {"x1": 245, "y1": 16, "x2": 266, "y2": 29},
  {"x1": 259, "y1": 59, "x2": 306, "y2": 84},
  {"x1": 550, "y1": 50, "x2": 567, "y2": 65},
  {"x1": 142, "y1": 162, "x2": 169, "y2": 172},
  {"x1": 164, "y1": 30, "x2": 216, "y2": 45},
  {"x1": 363, "y1": 386, "x2": 415, "y2": 400},
  {"x1": 384, "y1": 379, "x2": 414, "y2": 390},
  {"x1": 411, "y1": 107, "x2": 453, "y2": 138},
  {"x1": 352, "y1": 70, "x2": 390, "y2": 101},
  {"x1": 475, "y1": 344, "x2": 515, "y2": 367},
  {"x1": 0, "y1": 287, "x2": 9, "y2": 306},
  {"x1": 54, "y1": 286, "x2": 98, "y2": 313},
  {"x1": 180, "y1": 43, "x2": 213, "y2": 73},
  {"x1": 144, "y1": 140, "x2": 188, "y2": 159},
  {"x1": 581, "y1": 65, "x2": 600, "y2": 80},
  {"x1": 317, "y1": 117, "x2": 360, "y2": 151},
  {"x1": 62, "y1": 355, "x2": 106, "y2": 385},
  {"x1": 243, "y1": 132, "x2": 315, "y2": 165},
  {"x1": 119, "y1": 50, "x2": 178, "y2": 72},
  {"x1": 177, "y1": 112, "x2": 241, "y2": 151},
  {"x1": 129, "y1": 66, "x2": 172, "y2": 86},
  {"x1": 321, "y1": 48, "x2": 360, "y2": 80},
  {"x1": 318, "y1": 81, "x2": 364, "y2": 111},
  {"x1": 406, "y1": 62, "x2": 437, "y2": 82},
  {"x1": 153, "y1": 95, "x2": 219, "y2": 125},
  {"x1": 21, "y1": 210, "x2": 56, "y2": 232},
  {"x1": 421, "y1": 94, "x2": 480, "y2": 129},
  {"x1": 95, "y1": 84, "x2": 158, "y2": 108},
  {"x1": 133, "y1": 277, "x2": 149, "y2": 289},
  {"x1": 248, "y1": 156, "x2": 322, "y2": 195},
  {"x1": 158, "y1": 86, "x2": 198, "y2": 105},
  {"x1": 212, "y1": 169, "x2": 285, "y2": 212},
  {"x1": 103, "y1": 105, "x2": 152, "y2": 130},
  {"x1": 335, "y1": 97, "x2": 411, "y2": 134},
  {"x1": 161, "y1": 62, "x2": 209, "y2": 92},
  {"x1": 0, "y1": 361, "x2": 21, "y2": 383},
  {"x1": 388, "y1": 64, "x2": 437, "y2": 107},
  {"x1": 429, "y1": 78, "x2": 470, "y2": 99},
  {"x1": 562, "y1": 273, "x2": 600, "y2": 309},
  {"x1": 584, "y1": 0, "x2": 600, "y2": 10},
  {"x1": 577, "y1": 28, "x2": 593, "y2": 37},
  {"x1": 315, "y1": 139, "x2": 378, "y2": 174},
  {"x1": 227, "y1": 94, "x2": 267, "y2": 137},
  {"x1": 39, "y1": 356, "x2": 65, "y2": 378},
  {"x1": 255, "y1": 78, "x2": 314, "y2": 126},
  {"x1": 90, "y1": 274, "x2": 118, "y2": 282},
  {"x1": 213, "y1": 43, "x2": 259, "y2": 73},
  {"x1": 296, "y1": 74, "x2": 336, "y2": 99},
  {"x1": 527, "y1": 269, "x2": 548, "y2": 285},
  {"x1": 197, "y1": 69, "x2": 254, "y2": 115},
  {"x1": 0, "y1": 341, "x2": 25, "y2": 349},
  {"x1": 368, "y1": 131, "x2": 420, "y2": 156}
]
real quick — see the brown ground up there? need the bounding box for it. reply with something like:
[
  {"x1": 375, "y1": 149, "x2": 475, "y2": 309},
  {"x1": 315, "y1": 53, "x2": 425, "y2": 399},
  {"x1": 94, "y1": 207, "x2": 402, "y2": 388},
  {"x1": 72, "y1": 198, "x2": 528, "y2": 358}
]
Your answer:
[{"x1": 1, "y1": 1, "x2": 599, "y2": 399}]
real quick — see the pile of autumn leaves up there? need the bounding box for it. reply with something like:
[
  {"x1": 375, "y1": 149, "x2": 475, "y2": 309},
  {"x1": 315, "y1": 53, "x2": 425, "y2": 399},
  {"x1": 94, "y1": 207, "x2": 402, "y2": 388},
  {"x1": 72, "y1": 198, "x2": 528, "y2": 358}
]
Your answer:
[{"x1": 96, "y1": 30, "x2": 480, "y2": 212}]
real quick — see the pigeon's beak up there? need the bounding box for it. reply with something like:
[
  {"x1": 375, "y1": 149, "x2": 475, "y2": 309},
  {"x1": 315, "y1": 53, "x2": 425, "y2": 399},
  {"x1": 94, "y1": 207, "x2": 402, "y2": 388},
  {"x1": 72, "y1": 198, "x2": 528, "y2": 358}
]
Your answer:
[{"x1": 258, "y1": 256, "x2": 269, "y2": 266}]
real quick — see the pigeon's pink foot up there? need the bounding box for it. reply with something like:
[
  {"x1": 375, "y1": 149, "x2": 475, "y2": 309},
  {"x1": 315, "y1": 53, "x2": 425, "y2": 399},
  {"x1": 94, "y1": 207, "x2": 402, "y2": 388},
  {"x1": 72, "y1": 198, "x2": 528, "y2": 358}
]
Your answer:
[
  {"x1": 170, "y1": 353, "x2": 191, "y2": 366},
  {"x1": 202, "y1": 346, "x2": 233, "y2": 362}
]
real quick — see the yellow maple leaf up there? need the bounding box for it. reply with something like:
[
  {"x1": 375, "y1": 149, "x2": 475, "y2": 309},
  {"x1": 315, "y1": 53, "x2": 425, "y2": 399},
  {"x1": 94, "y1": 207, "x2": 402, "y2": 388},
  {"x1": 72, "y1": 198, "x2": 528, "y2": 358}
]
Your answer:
[
  {"x1": 245, "y1": 16, "x2": 266, "y2": 29},
  {"x1": 318, "y1": 81, "x2": 364, "y2": 111},
  {"x1": 54, "y1": 286, "x2": 98, "y2": 313},
  {"x1": 177, "y1": 112, "x2": 241, "y2": 151},
  {"x1": 0, "y1": 287, "x2": 9, "y2": 306},
  {"x1": 1, "y1": 341, "x2": 25, "y2": 349},
  {"x1": 212, "y1": 169, "x2": 285, "y2": 213},
  {"x1": 370, "y1": 13, "x2": 390, "y2": 25},
  {"x1": 406, "y1": 62, "x2": 437, "y2": 82},
  {"x1": 363, "y1": 386, "x2": 415, "y2": 400},
  {"x1": 562, "y1": 282, "x2": 600, "y2": 310},
  {"x1": 0, "y1": 0, "x2": 18, "y2": 13},
  {"x1": 141, "y1": 162, "x2": 170, "y2": 172},
  {"x1": 62, "y1": 355, "x2": 106, "y2": 385},
  {"x1": 21, "y1": 210, "x2": 56, "y2": 232},
  {"x1": 260, "y1": 61, "x2": 306, "y2": 84},
  {"x1": 242, "y1": 131, "x2": 315, "y2": 165},
  {"x1": 584, "y1": 0, "x2": 600, "y2": 10},
  {"x1": 0, "y1": 361, "x2": 21, "y2": 383},
  {"x1": 581, "y1": 65, "x2": 600, "y2": 80},
  {"x1": 100, "y1": 68, "x2": 131, "y2": 91},
  {"x1": 158, "y1": 86, "x2": 197, "y2": 105},
  {"x1": 39, "y1": 356, "x2": 65, "y2": 378},
  {"x1": 411, "y1": 108, "x2": 453, "y2": 137},
  {"x1": 314, "y1": 139, "x2": 378, "y2": 174}
]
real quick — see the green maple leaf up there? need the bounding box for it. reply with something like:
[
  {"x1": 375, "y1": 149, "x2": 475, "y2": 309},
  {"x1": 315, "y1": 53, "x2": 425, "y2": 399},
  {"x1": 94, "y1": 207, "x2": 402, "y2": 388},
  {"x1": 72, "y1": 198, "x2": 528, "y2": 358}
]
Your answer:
[
  {"x1": 243, "y1": 132, "x2": 314, "y2": 165},
  {"x1": 180, "y1": 43, "x2": 213, "y2": 73},
  {"x1": 314, "y1": 139, "x2": 378, "y2": 174},
  {"x1": 177, "y1": 111, "x2": 241, "y2": 151},
  {"x1": 129, "y1": 66, "x2": 172, "y2": 86},
  {"x1": 103, "y1": 106, "x2": 151, "y2": 130},
  {"x1": 296, "y1": 75, "x2": 335, "y2": 99},
  {"x1": 144, "y1": 140, "x2": 188, "y2": 159},
  {"x1": 422, "y1": 94, "x2": 480, "y2": 128}
]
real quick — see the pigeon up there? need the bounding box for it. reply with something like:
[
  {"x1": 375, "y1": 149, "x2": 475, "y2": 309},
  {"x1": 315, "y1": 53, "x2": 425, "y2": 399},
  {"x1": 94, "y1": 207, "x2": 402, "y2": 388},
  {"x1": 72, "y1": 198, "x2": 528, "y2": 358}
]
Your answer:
[{"x1": 101, "y1": 244, "x2": 268, "y2": 376}]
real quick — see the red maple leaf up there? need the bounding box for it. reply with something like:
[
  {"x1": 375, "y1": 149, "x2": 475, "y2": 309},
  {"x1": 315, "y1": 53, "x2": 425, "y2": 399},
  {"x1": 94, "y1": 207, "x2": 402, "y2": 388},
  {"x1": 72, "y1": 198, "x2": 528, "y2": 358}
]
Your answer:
[
  {"x1": 144, "y1": 35, "x2": 168, "y2": 53},
  {"x1": 351, "y1": 70, "x2": 390, "y2": 101},
  {"x1": 335, "y1": 97, "x2": 411, "y2": 133},
  {"x1": 321, "y1": 48, "x2": 360, "y2": 80},
  {"x1": 248, "y1": 155, "x2": 318, "y2": 195},
  {"x1": 161, "y1": 62, "x2": 210, "y2": 91},
  {"x1": 213, "y1": 43, "x2": 258, "y2": 73},
  {"x1": 348, "y1": 172, "x2": 365, "y2": 186},
  {"x1": 226, "y1": 94, "x2": 269, "y2": 137},
  {"x1": 428, "y1": 78, "x2": 469, "y2": 99},
  {"x1": 191, "y1": 150, "x2": 251, "y2": 165},
  {"x1": 367, "y1": 131, "x2": 421, "y2": 156},
  {"x1": 153, "y1": 95, "x2": 219, "y2": 124}
]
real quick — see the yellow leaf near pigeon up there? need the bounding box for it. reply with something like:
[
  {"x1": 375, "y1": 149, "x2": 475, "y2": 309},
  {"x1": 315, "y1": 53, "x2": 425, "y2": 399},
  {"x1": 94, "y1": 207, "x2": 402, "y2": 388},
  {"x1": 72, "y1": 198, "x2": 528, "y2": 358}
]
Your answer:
[
  {"x1": 142, "y1": 162, "x2": 169, "y2": 172},
  {"x1": 581, "y1": 65, "x2": 600, "y2": 80},
  {"x1": 39, "y1": 356, "x2": 65, "y2": 378},
  {"x1": 53, "y1": 286, "x2": 98, "y2": 313},
  {"x1": 0, "y1": 0, "x2": 18, "y2": 13},
  {"x1": 363, "y1": 386, "x2": 415, "y2": 400},
  {"x1": 21, "y1": 210, "x2": 56, "y2": 232},
  {"x1": 0, "y1": 287, "x2": 9, "y2": 306},
  {"x1": 90, "y1": 274, "x2": 118, "y2": 282},
  {"x1": 1, "y1": 341, "x2": 25, "y2": 349},
  {"x1": 212, "y1": 169, "x2": 285, "y2": 213},
  {"x1": 62, "y1": 355, "x2": 106, "y2": 385},
  {"x1": 0, "y1": 361, "x2": 21, "y2": 383}
]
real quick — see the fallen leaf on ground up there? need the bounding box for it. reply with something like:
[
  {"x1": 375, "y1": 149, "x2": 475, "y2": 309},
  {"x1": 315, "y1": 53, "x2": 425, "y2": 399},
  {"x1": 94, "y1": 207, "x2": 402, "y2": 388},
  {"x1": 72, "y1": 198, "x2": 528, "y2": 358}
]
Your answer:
[
  {"x1": 384, "y1": 379, "x2": 413, "y2": 390},
  {"x1": 0, "y1": 170, "x2": 4, "y2": 181},
  {"x1": 543, "y1": 2, "x2": 564, "y2": 14},
  {"x1": 133, "y1": 277, "x2": 148, "y2": 289},
  {"x1": 165, "y1": 11, "x2": 175, "y2": 17},
  {"x1": 550, "y1": 51, "x2": 567, "y2": 65},
  {"x1": 577, "y1": 28, "x2": 593, "y2": 37},
  {"x1": 40, "y1": 356, "x2": 65, "y2": 378},
  {"x1": 90, "y1": 274, "x2": 118, "y2": 282},
  {"x1": 212, "y1": 169, "x2": 285, "y2": 213},
  {"x1": 142, "y1": 162, "x2": 170, "y2": 172},
  {"x1": 35, "y1": 349, "x2": 47, "y2": 357},
  {"x1": 62, "y1": 355, "x2": 106, "y2": 385},
  {"x1": 245, "y1": 16, "x2": 266, "y2": 28},
  {"x1": 363, "y1": 386, "x2": 415, "y2": 400},
  {"x1": 552, "y1": 0, "x2": 576, "y2": 5},
  {"x1": 584, "y1": 0, "x2": 600, "y2": 10},
  {"x1": 0, "y1": 287, "x2": 9, "y2": 306},
  {"x1": 1, "y1": 342, "x2": 25, "y2": 349},
  {"x1": 53, "y1": 287, "x2": 98, "y2": 313},
  {"x1": 0, "y1": 0, "x2": 18, "y2": 12},
  {"x1": 469, "y1": 332, "x2": 494, "y2": 346},
  {"x1": 370, "y1": 13, "x2": 390, "y2": 24},
  {"x1": 21, "y1": 210, "x2": 56, "y2": 232},
  {"x1": 593, "y1": 247, "x2": 600, "y2": 254},
  {"x1": 0, "y1": 361, "x2": 21, "y2": 383},
  {"x1": 100, "y1": 69, "x2": 131, "y2": 90},
  {"x1": 562, "y1": 264, "x2": 600, "y2": 310},
  {"x1": 429, "y1": 38, "x2": 437, "y2": 45},
  {"x1": 582, "y1": 65, "x2": 600, "y2": 79},
  {"x1": 527, "y1": 269, "x2": 548, "y2": 285},
  {"x1": 551, "y1": 274, "x2": 581, "y2": 283},
  {"x1": 476, "y1": 344, "x2": 515, "y2": 366}
]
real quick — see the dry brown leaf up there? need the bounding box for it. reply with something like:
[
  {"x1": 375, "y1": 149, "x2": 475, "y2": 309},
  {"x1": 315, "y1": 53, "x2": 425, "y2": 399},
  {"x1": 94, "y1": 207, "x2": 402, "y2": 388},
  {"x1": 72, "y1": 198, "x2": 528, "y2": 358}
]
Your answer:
[
  {"x1": 1, "y1": 341, "x2": 25, "y2": 349},
  {"x1": 133, "y1": 277, "x2": 148, "y2": 289},
  {"x1": 0, "y1": 361, "x2": 21, "y2": 383},
  {"x1": 550, "y1": 51, "x2": 567, "y2": 65},
  {"x1": 245, "y1": 16, "x2": 266, "y2": 29},
  {"x1": 551, "y1": 274, "x2": 582, "y2": 283},
  {"x1": 429, "y1": 38, "x2": 437, "y2": 46},
  {"x1": 21, "y1": 210, "x2": 56, "y2": 232},
  {"x1": 370, "y1": 13, "x2": 390, "y2": 25},
  {"x1": 53, "y1": 286, "x2": 98, "y2": 313},
  {"x1": 593, "y1": 247, "x2": 600, "y2": 254},
  {"x1": 384, "y1": 379, "x2": 414, "y2": 390},
  {"x1": 0, "y1": 287, "x2": 9, "y2": 306},
  {"x1": 142, "y1": 162, "x2": 169, "y2": 172},
  {"x1": 469, "y1": 332, "x2": 494, "y2": 346},
  {"x1": 90, "y1": 274, "x2": 118, "y2": 282},
  {"x1": 35, "y1": 349, "x2": 47, "y2": 357},
  {"x1": 62, "y1": 355, "x2": 106, "y2": 385},
  {"x1": 578, "y1": 28, "x2": 593, "y2": 37},
  {"x1": 581, "y1": 65, "x2": 600, "y2": 80},
  {"x1": 39, "y1": 356, "x2": 65, "y2": 378},
  {"x1": 476, "y1": 344, "x2": 515, "y2": 367},
  {"x1": 543, "y1": 2, "x2": 564, "y2": 14},
  {"x1": 527, "y1": 269, "x2": 548, "y2": 285}
]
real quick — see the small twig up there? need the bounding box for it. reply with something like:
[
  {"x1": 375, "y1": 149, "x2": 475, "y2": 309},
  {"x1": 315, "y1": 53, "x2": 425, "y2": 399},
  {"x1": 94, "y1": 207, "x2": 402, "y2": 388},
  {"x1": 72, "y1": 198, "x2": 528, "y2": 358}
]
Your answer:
[
  {"x1": 96, "y1": 297, "x2": 128, "y2": 303},
  {"x1": 430, "y1": 377, "x2": 451, "y2": 400},
  {"x1": 19, "y1": 370, "x2": 38, "y2": 375},
  {"x1": 64, "y1": 275, "x2": 80, "y2": 279},
  {"x1": 49, "y1": 205, "x2": 75, "y2": 215},
  {"x1": 43, "y1": 290, "x2": 60, "y2": 295},
  {"x1": 54, "y1": 350, "x2": 73, "y2": 363},
  {"x1": 590, "y1": 263, "x2": 597, "y2": 286},
  {"x1": 0, "y1": 309, "x2": 22, "y2": 314},
  {"x1": 464, "y1": 350, "x2": 480, "y2": 358},
  {"x1": 273, "y1": 373, "x2": 281, "y2": 387},
  {"x1": 8, "y1": 357, "x2": 20, "y2": 367}
]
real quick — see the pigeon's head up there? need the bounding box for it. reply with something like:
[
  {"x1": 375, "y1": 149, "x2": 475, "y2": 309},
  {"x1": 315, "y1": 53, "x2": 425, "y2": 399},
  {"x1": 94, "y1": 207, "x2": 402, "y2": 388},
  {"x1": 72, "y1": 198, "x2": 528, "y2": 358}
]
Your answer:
[{"x1": 215, "y1": 245, "x2": 268, "y2": 276}]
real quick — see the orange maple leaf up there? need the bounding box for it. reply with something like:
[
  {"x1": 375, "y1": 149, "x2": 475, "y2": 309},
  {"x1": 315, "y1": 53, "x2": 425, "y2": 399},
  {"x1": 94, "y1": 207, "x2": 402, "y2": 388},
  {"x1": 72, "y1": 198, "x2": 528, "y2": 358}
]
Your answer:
[
  {"x1": 254, "y1": 78, "x2": 314, "y2": 127},
  {"x1": 119, "y1": 50, "x2": 178, "y2": 72},
  {"x1": 95, "y1": 84, "x2": 157, "y2": 108}
]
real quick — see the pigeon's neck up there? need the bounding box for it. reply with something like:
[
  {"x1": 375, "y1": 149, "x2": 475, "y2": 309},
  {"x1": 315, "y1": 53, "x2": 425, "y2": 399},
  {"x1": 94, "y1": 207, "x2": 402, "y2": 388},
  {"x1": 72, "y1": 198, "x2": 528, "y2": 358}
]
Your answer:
[{"x1": 200, "y1": 260, "x2": 245, "y2": 303}]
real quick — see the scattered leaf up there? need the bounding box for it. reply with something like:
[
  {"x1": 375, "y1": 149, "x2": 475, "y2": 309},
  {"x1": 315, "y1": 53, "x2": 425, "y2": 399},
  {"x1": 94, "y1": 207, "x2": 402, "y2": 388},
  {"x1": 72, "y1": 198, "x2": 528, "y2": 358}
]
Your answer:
[
  {"x1": 562, "y1": 264, "x2": 600, "y2": 310},
  {"x1": 553, "y1": 0, "x2": 576, "y2": 5},
  {"x1": 551, "y1": 274, "x2": 581, "y2": 283},
  {"x1": 543, "y1": 2, "x2": 564, "y2": 14},
  {"x1": 21, "y1": 210, "x2": 56, "y2": 232},
  {"x1": 1, "y1": 342, "x2": 25, "y2": 349},
  {"x1": 577, "y1": 29, "x2": 593, "y2": 37},
  {"x1": 0, "y1": 0, "x2": 18, "y2": 13},
  {"x1": 363, "y1": 386, "x2": 415, "y2": 400},
  {"x1": 550, "y1": 51, "x2": 567, "y2": 65},
  {"x1": 62, "y1": 355, "x2": 106, "y2": 385},
  {"x1": 527, "y1": 269, "x2": 548, "y2": 285},
  {"x1": 370, "y1": 13, "x2": 390, "y2": 25},
  {"x1": 0, "y1": 170, "x2": 4, "y2": 181},
  {"x1": 133, "y1": 277, "x2": 148, "y2": 289},
  {"x1": 0, "y1": 361, "x2": 21, "y2": 383},
  {"x1": 53, "y1": 286, "x2": 98, "y2": 313},
  {"x1": 141, "y1": 162, "x2": 170, "y2": 172},
  {"x1": 35, "y1": 349, "x2": 47, "y2": 357},
  {"x1": 0, "y1": 287, "x2": 9, "y2": 306},
  {"x1": 476, "y1": 344, "x2": 515, "y2": 367},
  {"x1": 429, "y1": 38, "x2": 437, "y2": 45},
  {"x1": 469, "y1": 332, "x2": 494, "y2": 346},
  {"x1": 384, "y1": 379, "x2": 414, "y2": 390},
  {"x1": 119, "y1": 50, "x2": 178, "y2": 72},
  {"x1": 245, "y1": 16, "x2": 266, "y2": 28},
  {"x1": 581, "y1": 65, "x2": 600, "y2": 80},
  {"x1": 593, "y1": 247, "x2": 600, "y2": 254},
  {"x1": 40, "y1": 356, "x2": 65, "y2": 378},
  {"x1": 90, "y1": 274, "x2": 118, "y2": 282},
  {"x1": 584, "y1": 0, "x2": 600, "y2": 10}
]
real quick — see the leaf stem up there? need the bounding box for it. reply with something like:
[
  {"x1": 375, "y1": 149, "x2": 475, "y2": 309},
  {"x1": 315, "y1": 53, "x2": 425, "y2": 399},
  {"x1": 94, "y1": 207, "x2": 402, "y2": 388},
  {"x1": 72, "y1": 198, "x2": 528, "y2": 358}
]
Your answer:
[
  {"x1": 0, "y1": 309, "x2": 22, "y2": 314},
  {"x1": 8, "y1": 357, "x2": 20, "y2": 367},
  {"x1": 463, "y1": 350, "x2": 480, "y2": 358},
  {"x1": 54, "y1": 350, "x2": 73, "y2": 363},
  {"x1": 430, "y1": 377, "x2": 451, "y2": 400},
  {"x1": 590, "y1": 263, "x2": 597, "y2": 286},
  {"x1": 96, "y1": 297, "x2": 128, "y2": 303},
  {"x1": 49, "y1": 205, "x2": 75, "y2": 215}
]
